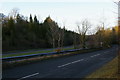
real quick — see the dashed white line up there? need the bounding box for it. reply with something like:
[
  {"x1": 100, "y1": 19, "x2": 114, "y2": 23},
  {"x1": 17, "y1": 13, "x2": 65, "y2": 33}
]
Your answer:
[
  {"x1": 90, "y1": 54, "x2": 100, "y2": 58},
  {"x1": 17, "y1": 72, "x2": 39, "y2": 80},
  {"x1": 58, "y1": 53, "x2": 101, "y2": 68},
  {"x1": 96, "y1": 54, "x2": 100, "y2": 56},
  {"x1": 90, "y1": 56, "x2": 94, "y2": 57},
  {"x1": 58, "y1": 59, "x2": 84, "y2": 68}
]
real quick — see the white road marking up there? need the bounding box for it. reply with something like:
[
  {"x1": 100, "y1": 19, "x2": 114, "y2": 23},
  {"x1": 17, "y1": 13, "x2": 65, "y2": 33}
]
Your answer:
[
  {"x1": 58, "y1": 59, "x2": 84, "y2": 68},
  {"x1": 96, "y1": 54, "x2": 100, "y2": 56},
  {"x1": 90, "y1": 55, "x2": 94, "y2": 57},
  {"x1": 90, "y1": 54, "x2": 100, "y2": 58},
  {"x1": 17, "y1": 72, "x2": 39, "y2": 80},
  {"x1": 58, "y1": 53, "x2": 101, "y2": 68}
]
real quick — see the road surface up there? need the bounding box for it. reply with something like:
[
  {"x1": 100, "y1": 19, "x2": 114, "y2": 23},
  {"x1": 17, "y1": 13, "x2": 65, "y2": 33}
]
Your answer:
[{"x1": 2, "y1": 45, "x2": 118, "y2": 79}]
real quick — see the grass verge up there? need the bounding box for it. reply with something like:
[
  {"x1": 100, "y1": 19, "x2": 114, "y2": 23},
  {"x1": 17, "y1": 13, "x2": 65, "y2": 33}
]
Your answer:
[
  {"x1": 85, "y1": 56, "x2": 119, "y2": 79},
  {"x1": 3, "y1": 47, "x2": 74, "y2": 58},
  {"x1": 3, "y1": 48, "x2": 105, "y2": 70}
]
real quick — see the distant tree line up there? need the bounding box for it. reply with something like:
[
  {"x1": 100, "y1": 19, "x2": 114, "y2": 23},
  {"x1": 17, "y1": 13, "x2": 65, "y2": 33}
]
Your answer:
[
  {"x1": 1, "y1": 9, "x2": 118, "y2": 52},
  {"x1": 2, "y1": 12, "x2": 79, "y2": 52}
]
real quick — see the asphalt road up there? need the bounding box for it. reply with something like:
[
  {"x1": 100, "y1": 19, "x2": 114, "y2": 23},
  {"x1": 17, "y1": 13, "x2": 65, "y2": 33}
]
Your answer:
[{"x1": 2, "y1": 45, "x2": 118, "y2": 79}]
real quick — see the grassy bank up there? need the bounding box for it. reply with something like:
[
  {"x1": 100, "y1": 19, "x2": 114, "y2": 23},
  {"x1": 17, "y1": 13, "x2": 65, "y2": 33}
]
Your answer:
[
  {"x1": 3, "y1": 48, "x2": 104, "y2": 70},
  {"x1": 3, "y1": 47, "x2": 74, "y2": 58},
  {"x1": 86, "y1": 56, "x2": 119, "y2": 79}
]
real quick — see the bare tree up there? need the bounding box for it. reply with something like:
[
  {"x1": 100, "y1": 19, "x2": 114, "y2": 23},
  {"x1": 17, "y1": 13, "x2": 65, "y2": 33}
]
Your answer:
[
  {"x1": 59, "y1": 22, "x2": 65, "y2": 49},
  {"x1": 55, "y1": 25, "x2": 65, "y2": 51},
  {"x1": 57, "y1": 20, "x2": 66, "y2": 49},
  {"x1": 77, "y1": 19, "x2": 91, "y2": 49},
  {"x1": 57, "y1": 27, "x2": 61, "y2": 48},
  {"x1": 61, "y1": 26, "x2": 65, "y2": 48},
  {"x1": 48, "y1": 20, "x2": 59, "y2": 48},
  {"x1": 9, "y1": 8, "x2": 19, "y2": 19}
]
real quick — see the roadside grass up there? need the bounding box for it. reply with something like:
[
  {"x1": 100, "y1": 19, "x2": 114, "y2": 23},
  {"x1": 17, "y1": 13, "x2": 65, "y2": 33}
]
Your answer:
[
  {"x1": 3, "y1": 49, "x2": 54, "y2": 58},
  {"x1": 3, "y1": 48, "x2": 104, "y2": 70},
  {"x1": 3, "y1": 47, "x2": 74, "y2": 58},
  {"x1": 3, "y1": 46, "x2": 73, "y2": 54},
  {"x1": 3, "y1": 48, "x2": 46, "y2": 54},
  {"x1": 85, "y1": 56, "x2": 119, "y2": 79},
  {"x1": 62, "y1": 47, "x2": 74, "y2": 51}
]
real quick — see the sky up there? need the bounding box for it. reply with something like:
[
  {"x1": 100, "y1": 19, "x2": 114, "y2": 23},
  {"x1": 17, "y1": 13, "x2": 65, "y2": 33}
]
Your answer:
[{"x1": 0, "y1": 0, "x2": 118, "y2": 33}]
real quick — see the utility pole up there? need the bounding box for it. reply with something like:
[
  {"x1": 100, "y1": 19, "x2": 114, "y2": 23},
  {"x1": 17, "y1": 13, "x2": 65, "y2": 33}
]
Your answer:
[
  {"x1": 118, "y1": 1, "x2": 120, "y2": 28},
  {"x1": 118, "y1": 1, "x2": 120, "y2": 75},
  {"x1": 0, "y1": 13, "x2": 2, "y2": 80},
  {"x1": 118, "y1": 1, "x2": 120, "y2": 43}
]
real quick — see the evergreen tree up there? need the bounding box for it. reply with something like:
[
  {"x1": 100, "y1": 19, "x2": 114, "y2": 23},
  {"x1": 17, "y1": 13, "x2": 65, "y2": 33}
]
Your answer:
[
  {"x1": 34, "y1": 15, "x2": 39, "y2": 24},
  {"x1": 30, "y1": 14, "x2": 33, "y2": 23}
]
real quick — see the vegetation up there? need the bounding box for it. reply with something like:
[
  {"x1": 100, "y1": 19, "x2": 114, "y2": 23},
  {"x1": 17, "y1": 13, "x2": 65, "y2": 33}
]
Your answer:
[
  {"x1": 3, "y1": 46, "x2": 74, "y2": 58},
  {"x1": 86, "y1": 57, "x2": 119, "y2": 78},
  {"x1": 77, "y1": 19, "x2": 91, "y2": 49},
  {"x1": 1, "y1": 8, "x2": 118, "y2": 53},
  {"x1": 1, "y1": 9, "x2": 118, "y2": 76},
  {"x1": 2, "y1": 10, "x2": 78, "y2": 52}
]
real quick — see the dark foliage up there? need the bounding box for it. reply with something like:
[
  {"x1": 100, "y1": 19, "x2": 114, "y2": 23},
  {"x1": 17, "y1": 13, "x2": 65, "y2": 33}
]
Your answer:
[{"x1": 2, "y1": 14, "x2": 78, "y2": 52}]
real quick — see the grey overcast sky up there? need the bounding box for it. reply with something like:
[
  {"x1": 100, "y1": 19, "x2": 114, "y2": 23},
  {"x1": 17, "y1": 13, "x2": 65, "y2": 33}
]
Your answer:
[{"x1": 0, "y1": 0, "x2": 118, "y2": 33}]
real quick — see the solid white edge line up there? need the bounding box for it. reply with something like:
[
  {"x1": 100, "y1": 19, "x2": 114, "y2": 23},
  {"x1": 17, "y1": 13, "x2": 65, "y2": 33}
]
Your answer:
[{"x1": 17, "y1": 72, "x2": 39, "y2": 80}]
